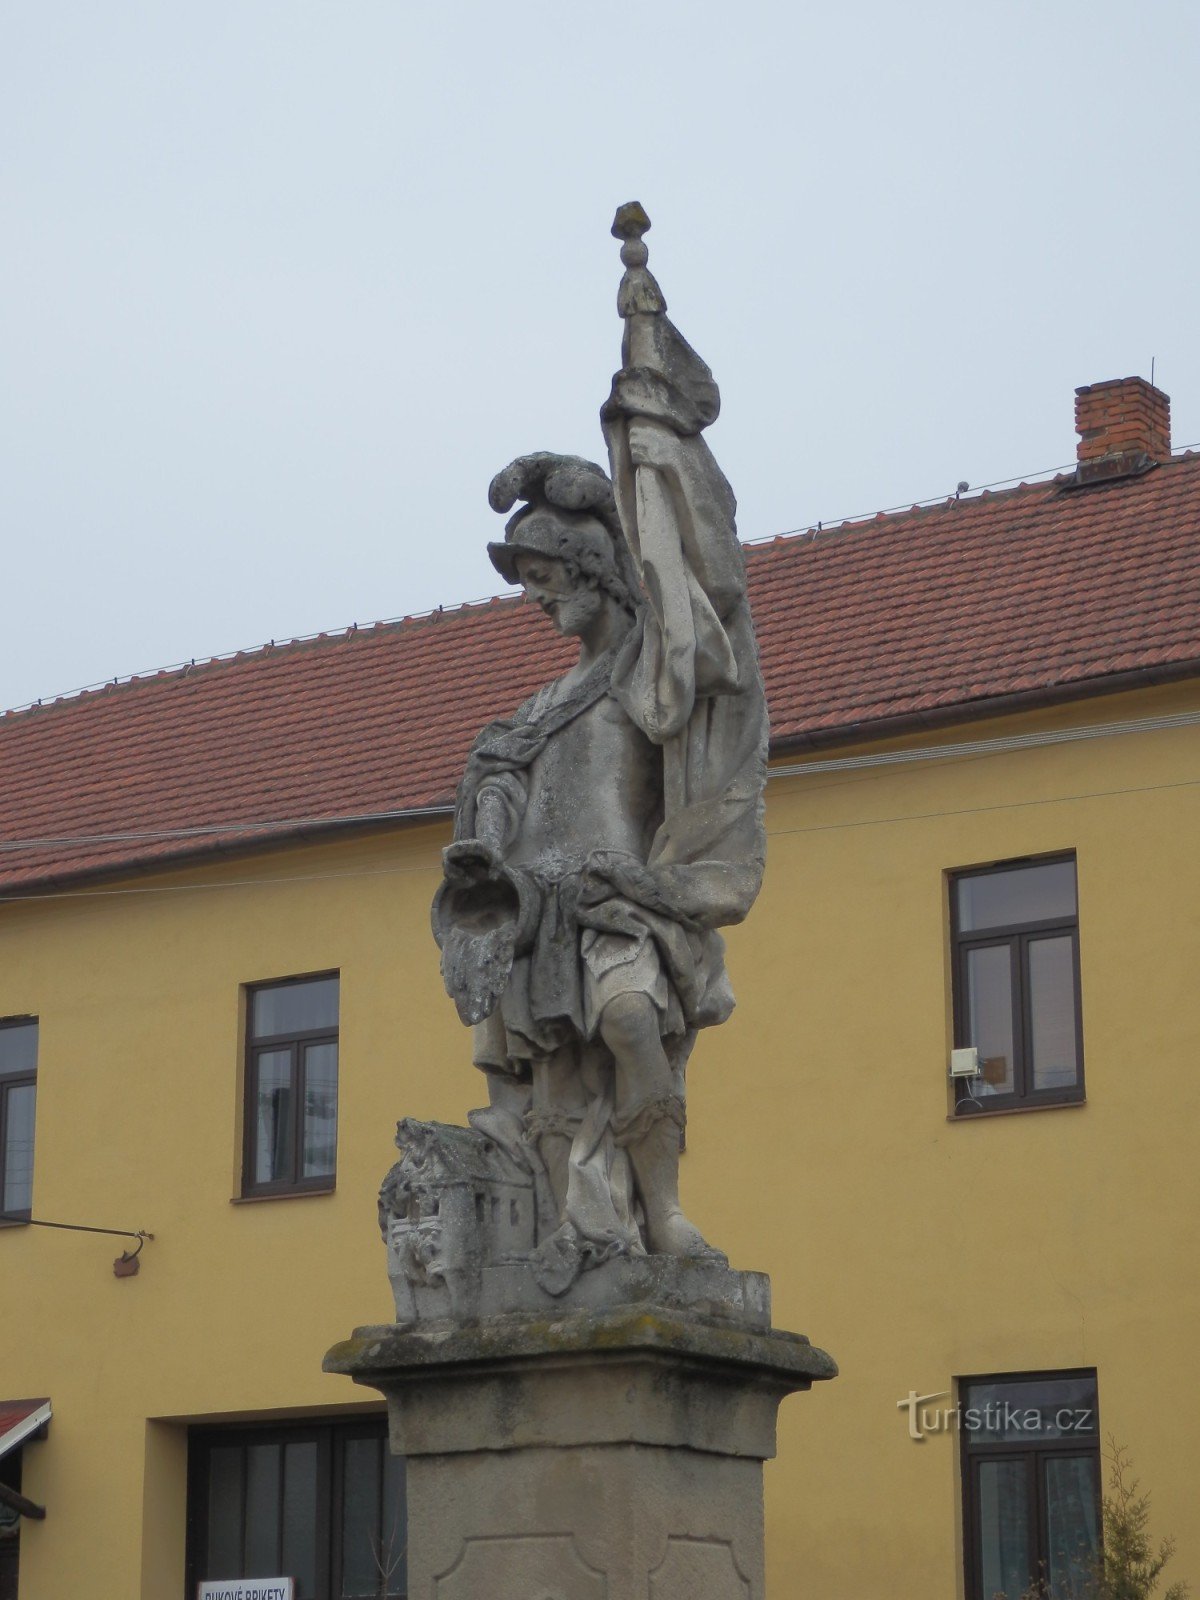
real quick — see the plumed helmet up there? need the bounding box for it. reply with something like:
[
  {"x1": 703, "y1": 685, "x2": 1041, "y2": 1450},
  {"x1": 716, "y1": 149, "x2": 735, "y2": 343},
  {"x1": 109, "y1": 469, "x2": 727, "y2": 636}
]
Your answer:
[{"x1": 486, "y1": 453, "x2": 640, "y2": 609}]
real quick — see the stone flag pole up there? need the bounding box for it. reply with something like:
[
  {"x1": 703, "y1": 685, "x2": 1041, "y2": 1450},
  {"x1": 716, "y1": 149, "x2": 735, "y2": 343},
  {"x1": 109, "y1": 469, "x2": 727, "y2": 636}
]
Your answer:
[{"x1": 325, "y1": 205, "x2": 835, "y2": 1598}]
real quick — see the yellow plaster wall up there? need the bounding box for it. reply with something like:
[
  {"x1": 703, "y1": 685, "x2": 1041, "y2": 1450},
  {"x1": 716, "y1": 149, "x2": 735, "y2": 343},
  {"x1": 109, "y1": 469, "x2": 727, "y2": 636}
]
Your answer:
[{"x1": 2, "y1": 682, "x2": 1197, "y2": 1598}]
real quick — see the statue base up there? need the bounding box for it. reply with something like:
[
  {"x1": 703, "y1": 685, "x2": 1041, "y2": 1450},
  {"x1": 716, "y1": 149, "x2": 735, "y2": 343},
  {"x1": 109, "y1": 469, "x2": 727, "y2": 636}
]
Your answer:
[{"x1": 324, "y1": 1298, "x2": 836, "y2": 1598}]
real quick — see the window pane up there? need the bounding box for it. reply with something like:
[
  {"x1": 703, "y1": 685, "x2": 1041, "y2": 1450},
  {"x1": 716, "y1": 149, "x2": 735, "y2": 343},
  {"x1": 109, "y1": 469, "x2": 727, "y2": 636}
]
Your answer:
[
  {"x1": 339, "y1": 1436, "x2": 406, "y2": 1598},
  {"x1": 381, "y1": 1449, "x2": 407, "y2": 1598},
  {"x1": 958, "y1": 861, "x2": 1076, "y2": 932},
  {"x1": 282, "y1": 1440, "x2": 319, "y2": 1600},
  {"x1": 1045, "y1": 1455, "x2": 1100, "y2": 1598},
  {"x1": 341, "y1": 1435, "x2": 382, "y2": 1598},
  {"x1": 965, "y1": 945, "x2": 1015, "y2": 1095},
  {"x1": 252, "y1": 978, "x2": 339, "y2": 1039},
  {"x1": 254, "y1": 1050, "x2": 295, "y2": 1185},
  {"x1": 206, "y1": 1446, "x2": 244, "y2": 1579},
  {"x1": 302, "y1": 1043, "x2": 338, "y2": 1181},
  {"x1": 1029, "y1": 936, "x2": 1079, "y2": 1091},
  {"x1": 0, "y1": 1023, "x2": 37, "y2": 1079},
  {"x1": 2, "y1": 1084, "x2": 36, "y2": 1213},
  {"x1": 963, "y1": 1376, "x2": 1098, "y2": 1445},
  {"x1": 243, "y1": 1442, "x2": 281, "y2": 1577},
  {"x1": 977, "y1": 1458, "x2": 1031, "y2": 1600}
]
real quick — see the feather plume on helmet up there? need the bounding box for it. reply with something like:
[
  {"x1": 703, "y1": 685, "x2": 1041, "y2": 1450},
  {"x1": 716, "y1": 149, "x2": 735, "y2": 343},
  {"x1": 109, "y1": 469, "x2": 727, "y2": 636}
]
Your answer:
[{"x1": 486, "y1": 452, "x2": 641, "y2": 614}]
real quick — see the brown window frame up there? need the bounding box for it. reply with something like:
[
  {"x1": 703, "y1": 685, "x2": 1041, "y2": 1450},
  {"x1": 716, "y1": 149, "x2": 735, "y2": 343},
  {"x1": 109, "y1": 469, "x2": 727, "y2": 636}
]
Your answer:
[
  {"x1": 241, "y1": 973, "x2": 339, "y2": 1198},
  {"x1": 950, "y1": 855, "x2": 1085, "y2": 1116},
  {"x1": 959, "y1": 1368, "x2": 1100, "y2": 1600},
  {"x1": 185, "y1": 1415, "x2": 407, "y2": 1600},
  {"x1": 0, "y1": 1017, "x2": 38, "y2": 1224}
]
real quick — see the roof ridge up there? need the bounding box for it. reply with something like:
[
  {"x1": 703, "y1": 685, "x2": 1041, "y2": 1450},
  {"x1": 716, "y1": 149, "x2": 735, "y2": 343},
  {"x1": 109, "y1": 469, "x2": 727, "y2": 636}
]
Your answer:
[
  {"x1": 742, "y1": 448, "x2": 1200, "y2": 555},
  {"x1": 1, "y1": 591, "x2": 527, "y2": 723},
  {"x1": 743, "y1": 474, "x2": 1066, "y2": 557},
  {"x1": 742, "y1": 448, "x2": 1200, "y2": 560}
]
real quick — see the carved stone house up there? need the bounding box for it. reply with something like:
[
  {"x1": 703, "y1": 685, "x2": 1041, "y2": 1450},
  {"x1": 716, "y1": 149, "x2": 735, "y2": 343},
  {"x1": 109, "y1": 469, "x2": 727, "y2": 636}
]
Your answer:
[{"x1": 380, "y1": 1118, "x2": 537, "y2": 1322}]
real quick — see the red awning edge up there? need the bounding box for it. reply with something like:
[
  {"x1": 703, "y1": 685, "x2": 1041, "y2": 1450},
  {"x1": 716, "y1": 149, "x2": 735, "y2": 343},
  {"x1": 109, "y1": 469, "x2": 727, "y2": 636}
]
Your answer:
[{"x1": 0, "y1": 1400, "x2": 51, "y2": 1460}]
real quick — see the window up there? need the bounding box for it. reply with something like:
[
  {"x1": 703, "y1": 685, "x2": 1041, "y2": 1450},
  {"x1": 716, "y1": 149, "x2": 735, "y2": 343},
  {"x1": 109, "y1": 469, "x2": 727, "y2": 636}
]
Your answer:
[
  {"x1": 243, "y1": 975, "x2": 339, "y2": 1196},
  {"x1": 187, "y1": 1418, "x2": 406, "y2": 1600},
  {"x1": 960, "y1": 1370, "x2": 1100, "y2": 1600},
  {"x1": 950, "y1": 857, "x2": 1083, "y2": 1113},
  {"x1": 0, "y1": 1020, "x2": 38, "y2": 1221}
]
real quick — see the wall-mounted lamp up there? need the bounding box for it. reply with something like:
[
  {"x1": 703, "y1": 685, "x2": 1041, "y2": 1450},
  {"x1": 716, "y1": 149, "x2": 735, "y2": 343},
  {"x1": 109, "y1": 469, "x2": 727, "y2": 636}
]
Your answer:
[{"x1": 25, "y1": 1219, "x2": 155, "y2": 1277}]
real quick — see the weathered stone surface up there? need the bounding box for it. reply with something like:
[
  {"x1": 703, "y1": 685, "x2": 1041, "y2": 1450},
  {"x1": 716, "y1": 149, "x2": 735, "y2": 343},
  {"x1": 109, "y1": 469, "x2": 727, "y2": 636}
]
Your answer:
[
  {"x1": 324, "y1": 1305, "x2": 835, "y2": 1458},
  {"x1": 477, "y1": 1254, "x2": 773, "y2": 1328},
  {"x1": 420, "y1": 1448, "x2": 761, "y2": 1598},
  {"x1": 326, "y1": 206, "x2": 837, "y2": 1600},
  {"x1": 418, "y1": 202, "x2": 769, "y2": 1286},
  {"x1": 651, "y1": 1537, "x2": 753, "y2": 1599},
  {"x1": 324, "y1": 1305, "x2": 834, "y2": 1599},
  {"x1": 432, "y1": 1531, "x2": 608, "y2": 1599},
  {"x1": 380, "y1": 1117, "x2": 539, "y2": 1322}
]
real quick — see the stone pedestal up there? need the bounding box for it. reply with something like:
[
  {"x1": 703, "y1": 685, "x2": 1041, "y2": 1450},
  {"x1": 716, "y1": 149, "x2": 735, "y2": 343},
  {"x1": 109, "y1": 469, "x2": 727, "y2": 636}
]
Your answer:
[{"x1": 324, "y1": 1295, "x2": 835, "y2": 1599}]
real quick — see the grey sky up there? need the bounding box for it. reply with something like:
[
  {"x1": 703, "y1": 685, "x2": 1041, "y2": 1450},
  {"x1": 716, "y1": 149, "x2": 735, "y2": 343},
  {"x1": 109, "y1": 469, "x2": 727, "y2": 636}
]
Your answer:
[{"x1": 4, "y1": 2, "x2": 1197, "y2": 714}]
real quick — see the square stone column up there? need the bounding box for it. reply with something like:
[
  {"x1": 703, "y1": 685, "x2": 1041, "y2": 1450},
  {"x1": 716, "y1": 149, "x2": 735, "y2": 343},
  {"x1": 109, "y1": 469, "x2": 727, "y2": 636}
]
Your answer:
[{"x1": 324, "y1": 1304, "x2": 835, "y2": 1598}]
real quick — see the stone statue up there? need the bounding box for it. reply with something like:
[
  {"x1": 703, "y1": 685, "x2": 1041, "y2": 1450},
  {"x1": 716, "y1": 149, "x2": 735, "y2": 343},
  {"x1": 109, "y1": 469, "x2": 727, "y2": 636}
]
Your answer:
[
  {"x1": 333, "y1": 215, "x2": 833, "y2": 1600},
  {"x1": 400, "y1": 203, "x2": 767, "y2": 1303}
]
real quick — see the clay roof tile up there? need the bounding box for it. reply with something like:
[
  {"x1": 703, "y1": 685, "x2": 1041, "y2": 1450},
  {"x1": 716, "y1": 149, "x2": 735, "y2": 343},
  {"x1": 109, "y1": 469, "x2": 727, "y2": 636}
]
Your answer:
[{"x1": 2, "y1": 459, "x2": 1198, "y2": 889}]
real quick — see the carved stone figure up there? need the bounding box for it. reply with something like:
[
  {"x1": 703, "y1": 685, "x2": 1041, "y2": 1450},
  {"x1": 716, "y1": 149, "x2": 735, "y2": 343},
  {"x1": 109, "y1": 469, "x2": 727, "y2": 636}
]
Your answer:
[
  {"x1": 335, "y1": 213, "x2": 834, "y2": 1600},
  {"x1": 405, "y1": 203, "x2": 767, "y2": 1301}
]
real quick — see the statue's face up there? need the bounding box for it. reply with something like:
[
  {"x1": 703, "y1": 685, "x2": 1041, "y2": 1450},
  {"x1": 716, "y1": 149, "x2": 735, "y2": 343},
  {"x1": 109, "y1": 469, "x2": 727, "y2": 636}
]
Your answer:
[{"x1": 514, "y1": 552, "x2": 604, "y2": 638}]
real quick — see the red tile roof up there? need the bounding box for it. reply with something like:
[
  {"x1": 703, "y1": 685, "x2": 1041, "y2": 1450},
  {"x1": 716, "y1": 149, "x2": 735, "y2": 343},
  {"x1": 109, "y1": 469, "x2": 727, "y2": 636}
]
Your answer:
[
  {"x1": 0, "y1": 1399, "x2": 50, "y2": 1459},
  {"x1": 3, "y1": 457, "x2": 1199, "y2": 892}
]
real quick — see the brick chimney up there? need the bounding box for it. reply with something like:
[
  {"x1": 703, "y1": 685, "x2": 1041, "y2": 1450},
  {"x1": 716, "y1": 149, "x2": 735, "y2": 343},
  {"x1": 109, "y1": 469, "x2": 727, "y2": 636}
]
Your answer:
[{"x1": 1074, "y1": 377, "x2": 1171, "y2": 484}]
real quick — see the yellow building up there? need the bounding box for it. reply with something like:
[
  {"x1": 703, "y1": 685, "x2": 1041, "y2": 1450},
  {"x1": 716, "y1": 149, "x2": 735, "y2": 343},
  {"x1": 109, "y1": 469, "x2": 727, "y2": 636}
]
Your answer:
[{"x1": 1, "y1": 376, "x2": 1196, "y2": 1599}]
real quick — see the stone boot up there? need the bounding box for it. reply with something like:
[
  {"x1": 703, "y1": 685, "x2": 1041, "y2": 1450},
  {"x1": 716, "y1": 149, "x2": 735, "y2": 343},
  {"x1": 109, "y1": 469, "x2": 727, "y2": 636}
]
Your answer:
[
  {"x1": 524, "y1": 1109, "x2": 575, "y2": 1234},
  {"x1": 621, "y1": 1098, "x2": 726, "y2": 1261}
]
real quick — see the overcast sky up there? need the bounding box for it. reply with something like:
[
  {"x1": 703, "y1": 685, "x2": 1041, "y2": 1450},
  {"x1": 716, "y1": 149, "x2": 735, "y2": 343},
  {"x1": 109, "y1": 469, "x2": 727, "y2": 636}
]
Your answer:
[{"x1": 4, "y1": 2, "x2": 1198, "y2": 713}]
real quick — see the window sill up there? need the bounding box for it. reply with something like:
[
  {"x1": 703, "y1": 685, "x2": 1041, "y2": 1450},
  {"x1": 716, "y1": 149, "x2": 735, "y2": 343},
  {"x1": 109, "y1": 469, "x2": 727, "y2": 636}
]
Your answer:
[
  {"x1": 948, "y1": 1098, "x2": 1087, "y2": 1123},
  {"x1": 230, "y1": 1186, "x2": 336, "y2": 1205}
]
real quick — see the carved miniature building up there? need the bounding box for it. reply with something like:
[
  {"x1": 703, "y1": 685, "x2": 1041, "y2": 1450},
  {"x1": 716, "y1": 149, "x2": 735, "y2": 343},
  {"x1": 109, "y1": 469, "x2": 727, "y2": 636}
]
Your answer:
[{"x1": 380, "y1": 1118, "x2": 536, "y2": 1321}]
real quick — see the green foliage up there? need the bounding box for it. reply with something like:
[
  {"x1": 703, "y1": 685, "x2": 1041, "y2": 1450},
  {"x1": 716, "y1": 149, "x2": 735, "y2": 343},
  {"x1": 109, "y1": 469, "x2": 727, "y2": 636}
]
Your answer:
[
  {"x1": 1009, "y1": 1439, "x2": 1188, "y2": 1600},
  {"x1": 1096, "y1": 1441, "x2": 1188, "y2": 1600}
]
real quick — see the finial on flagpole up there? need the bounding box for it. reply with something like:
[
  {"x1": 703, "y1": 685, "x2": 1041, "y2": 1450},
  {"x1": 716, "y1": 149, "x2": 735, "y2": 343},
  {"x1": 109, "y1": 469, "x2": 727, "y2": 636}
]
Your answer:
[
  {"x1": 612, "y1": 201, "x2": 666, "y2": 318},
  {"x1": 612, "y1": 201, "x2": 651, "y2": 261}
]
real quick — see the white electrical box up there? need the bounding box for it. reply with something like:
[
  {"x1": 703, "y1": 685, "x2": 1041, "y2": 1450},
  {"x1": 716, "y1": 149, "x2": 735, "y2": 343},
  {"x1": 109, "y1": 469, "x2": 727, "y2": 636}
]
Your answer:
[{"x1": 949, "y1": 1047, "x2": 980, "y2": 1078}]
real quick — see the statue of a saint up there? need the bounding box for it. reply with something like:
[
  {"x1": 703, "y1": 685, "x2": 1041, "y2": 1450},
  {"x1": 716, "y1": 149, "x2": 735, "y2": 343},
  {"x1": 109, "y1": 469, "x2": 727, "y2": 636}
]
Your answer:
[{"x1": 433, "y1": 204, "x2": 767, "y2": 1289}]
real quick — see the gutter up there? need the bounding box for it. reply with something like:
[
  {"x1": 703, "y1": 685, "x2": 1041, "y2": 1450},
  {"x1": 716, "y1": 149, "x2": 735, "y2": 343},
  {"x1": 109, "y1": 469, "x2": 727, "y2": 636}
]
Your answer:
[{"x1": 769, "y1": 658, "x2": 1200, "y2": 760}]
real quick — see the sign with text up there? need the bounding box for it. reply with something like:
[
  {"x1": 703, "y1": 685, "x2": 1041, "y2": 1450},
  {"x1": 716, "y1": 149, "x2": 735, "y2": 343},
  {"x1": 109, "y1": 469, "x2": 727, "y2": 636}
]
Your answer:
[{"x1": 198, "y1": 1582, "x2": 294, "y2": 1600}]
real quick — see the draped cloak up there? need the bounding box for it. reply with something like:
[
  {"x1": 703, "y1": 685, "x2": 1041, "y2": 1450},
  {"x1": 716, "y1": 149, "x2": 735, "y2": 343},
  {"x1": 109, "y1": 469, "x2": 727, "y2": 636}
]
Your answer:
[
  {"x1": 444, "y1": 309, "x2": 767, "y2": 1066},
  {"x1": 434, "y1": 300, "x2": 767, "y2": 1282}
]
